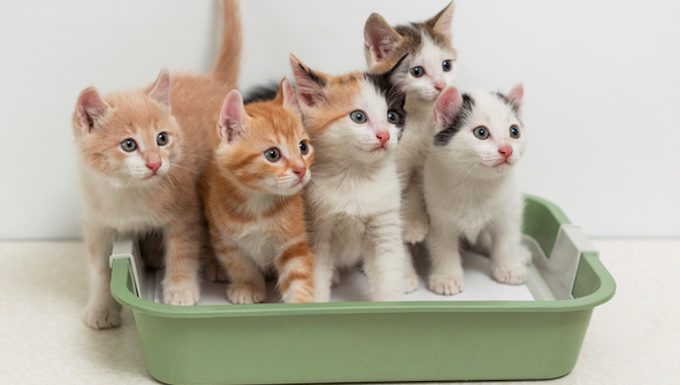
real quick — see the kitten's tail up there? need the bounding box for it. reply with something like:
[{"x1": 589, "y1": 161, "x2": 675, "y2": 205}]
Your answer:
[{"x1": 212, "y1": 0, "x2": 242, "y2": 85}]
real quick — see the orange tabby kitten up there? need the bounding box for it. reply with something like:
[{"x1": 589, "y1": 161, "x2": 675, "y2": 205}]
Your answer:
[
  {"x1": 201, "y1": 78, "x2": 315, "y2": 304},
  {"x1": 73, "y1": 0, "x2": 241, "y2": 329}
]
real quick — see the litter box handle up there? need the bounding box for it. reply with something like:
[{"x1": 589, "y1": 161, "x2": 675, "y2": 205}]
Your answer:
[
  {"x1": 551, "y1": 224, "x2": 599, "y2": 294},
  {"x1": 109, "y1": 238, "x2": 143, "y2": 297}
]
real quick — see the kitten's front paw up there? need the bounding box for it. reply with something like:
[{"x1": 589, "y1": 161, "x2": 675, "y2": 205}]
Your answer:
[
  {"x1": 403, "y1": 220, "x2": 429, "y2": 244},
  {"x1": 163, "y1": 279, "x2": 200, "y2": 306},
  {"x1": 404, "y1": 269, "x2": 420, "y2": 293},
  {"x1": 226, "y1": 283, "x2": 266, "y2": 304},
  {"x1": 83, "y1": 305, "x2": 121, "y2": 330},
  {"x1": 428, "y1": 273, "x2": 464, "y2": 296},
  {"x1": 492, "y1": 263, "x2": 528, "y2": 285},
  {"x1": 204, "y1": 259, "x2": 229, "y2": 282}
]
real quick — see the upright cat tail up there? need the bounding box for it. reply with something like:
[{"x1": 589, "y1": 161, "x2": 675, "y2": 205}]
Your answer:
[{"x1": 212, "y1": 0, "x2": 242, "y2": 85}]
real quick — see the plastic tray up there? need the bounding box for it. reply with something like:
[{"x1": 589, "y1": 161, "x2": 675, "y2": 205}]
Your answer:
[{"x1": 110, "y1": 195, "x2": 615, "y2": 384}]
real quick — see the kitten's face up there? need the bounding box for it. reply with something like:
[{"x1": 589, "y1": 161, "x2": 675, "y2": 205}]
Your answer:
[
  {"x1": 217, "y1": 81, "x2": 313, "y2": 196},
  {"x1": 289, "y1": 56, "x2": 406, "y2": 165},
  {"x1": 364, "y1": 2, "x2": 457, "y2": 102},
  {"x1": 432, "y1": 86, "x2": 526, "y2": 179},
  {"x1": 395, "y1": 33, "x2": 457, "y2": 102},
  {"x1": 73, "y1": 71, "x2": 181, "y2": 188}
]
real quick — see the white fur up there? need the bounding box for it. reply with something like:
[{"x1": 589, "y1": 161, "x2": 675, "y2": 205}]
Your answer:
[
  {"x1": 423, "y1": 89, "x2": 530, "y2": 296},
  {"x1": 79, "y1": 165, "x2": 189, "y2": 329},
  {"x1": 305, "y1": 82, "x2": 417, "y2": 301},
  {"x1": 394, "y1": 33, "x2": 457, "y2": 245}
]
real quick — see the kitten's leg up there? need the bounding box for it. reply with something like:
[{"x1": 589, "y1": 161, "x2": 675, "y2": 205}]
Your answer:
[
  {"x1": 362, "y1": 210, "x2": 405, "y2": 301},
  {"x1": 401, "y1": 175, "x2": 430, "y2": 244},
  {"x1": 214, "y1": 241, "x2": 266, "y2": 304},
  {"x1": 162, "y1": 218, "x2": 201, "y2": 306},
  {"x1": 82, "y1": 225, "x2": 121, "y2": 329},
  {"x1": 488, "y1": 222, "x2": 528, "y2": 285},
  {"x1": 403, "y1": 244, "x2": 420, "y2": 293},
  {"x1": 311, "y1": 220, "x2": 335, "y2": 302},
  {"x1": 426, "y1": 221, "x2": 464, "y2": 295},
  {"x1": 276, "y1": 238, "x2": 314, "y2": 304}
]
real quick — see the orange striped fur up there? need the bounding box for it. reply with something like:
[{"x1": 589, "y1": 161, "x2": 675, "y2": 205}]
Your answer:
[{"x1": 201, "y1": 79, "x2": 315, "y2": 304}]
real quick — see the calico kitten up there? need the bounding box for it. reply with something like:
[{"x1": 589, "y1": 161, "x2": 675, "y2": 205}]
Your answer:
[
  {"x1": 423, "y1": 86, "x2": 531, "y2": 295},
  {"x1": 363, "y1": 2, "x2": 456, "y2": 245},
  {"x1": 201, "y1": 79, "x2": 315, "y2": 304},
  {"x1": 289, "y1": 54, "x2": 418, "y2": 302},
  {"x1": 73, "y1": 0, "x2": 241, "y2": 328}
]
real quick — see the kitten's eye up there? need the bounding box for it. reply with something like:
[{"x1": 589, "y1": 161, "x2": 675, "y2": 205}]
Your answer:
[
  {"x1": 264, "y1": 147, "x2": 281, "y2": 162},
  {"x1": 410, "y1": 66, "x2": 425, "y2": 78},
  {"x1": 156, "y1": 132, "x2": 169, "y2": 146},
  {"x1": 442, "y1": 60, "x2": 453, "y2": 72},
  {"x1": 350, "y1": 110, "x2": 368, "y2": 124},
  {"x1": 120, "y1": 138, "x2": 137, "y2": 152},
  {"x1": 387, "y1": 111, "x2": 400, "y2": 125},
  {"x1": 299, "y1": 140, "x2": 310, "y2": 155},
  {"x1": 509, "y1": 125, "x2": 521, "y2": 139},
  {"x1": 472, "y1": 126, "x2": 490, "y2": 140}
]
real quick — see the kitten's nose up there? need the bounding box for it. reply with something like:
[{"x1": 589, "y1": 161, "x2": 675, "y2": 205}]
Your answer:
[
  {"x1": 498, "y1": 145, "x2": 513, "y2": 159},
  {"x1": 376, "y1": 131, "x2": 390, "y2": 146},
  {"x1": 292, "y1": 165, "x2": 306, "y2": 179},
  {"x1": 434, "y1": 80, "x2": 446, "y2": 92},
  {"x1": 146, "y1": 161, "x2": 162, "y2": 173}
]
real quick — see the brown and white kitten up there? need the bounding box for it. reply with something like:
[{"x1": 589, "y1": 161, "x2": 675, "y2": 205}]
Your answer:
[
  {"x1": 364, "y1": 3, "x2": 457, "y2": 247},
  {"x1": 73, "y1": 0, "x2": 241, "y2": 329},
  {"x1": 289, "y1": 55, "x2": 418, "y2": 301},
  {"x1": 201, "y1": 79, "x2": 315, "y2": 304}
]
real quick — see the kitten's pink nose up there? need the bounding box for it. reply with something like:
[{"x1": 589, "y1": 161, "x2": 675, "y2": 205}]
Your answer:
[
  {"x1": 376, "y1": 131, "x2": 390, "y2": 146},
  {"x1": 146, "y1": 161, "x2": 162, "y2": 173},
  {"x1": 498, "y1": 145, "x2": 513, "y2": 159},
  {"x1": 292, "y1": 165, "x2": 306, "y2": 180},
  {"x1": 434, "y1": 80, "x2": 446, "y2": 92}
]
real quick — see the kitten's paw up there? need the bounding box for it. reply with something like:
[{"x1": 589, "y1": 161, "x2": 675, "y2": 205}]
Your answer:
[
  {"x1": 428, "y1": 274, "x2": 464, "y2": 296},
  {"x1": 83, "y1": 305, "x2": 121, "y2": 330},
  {"x1": 492, "y1": 263, "x2": 528, "y2": 285},
  {"x1": 226, "y1": 283, "x2": 266, "y2": 304},
  {"x1": 204, "y1": 259, "x2": 228, "y2": 282},
  {"x1": 404, "y1": 269, "x2": 420, "y2": 293},
  {"x1": 403, "y1": 220, "x2": 429, "y2": 244},
  {"x1": 162, "y1": 279, "x2": 200, "y2": 306}
]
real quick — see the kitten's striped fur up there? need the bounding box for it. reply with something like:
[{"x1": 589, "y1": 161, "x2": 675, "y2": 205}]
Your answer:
[{"x1": 201, "y1": 79, "x2": 315, "y2": 304}]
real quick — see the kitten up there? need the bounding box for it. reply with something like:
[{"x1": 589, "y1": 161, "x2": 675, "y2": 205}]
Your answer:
[
  {"x1": 423, "y1": 85, "x2": 531, "y2": 295},
  {"x1": 73, "y1": 0, "x2": 241, "y2": 329},
  {"x1": 289, "y1": 54, "x2": 418, "y2": 302},
  {"x1": 363, "y1": 3, "x2": 456, "y2": 246},
  {"x1": 201, "y1": 79, "x2": 315, "y2": 304}
]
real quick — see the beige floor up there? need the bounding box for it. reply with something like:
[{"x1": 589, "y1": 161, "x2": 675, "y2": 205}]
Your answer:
[{"x1": 0, "y1": 240, "x2": 678, "y2": 385}]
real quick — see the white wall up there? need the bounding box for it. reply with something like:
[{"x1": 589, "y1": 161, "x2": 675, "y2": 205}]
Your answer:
[{"x1": 0, "y1": 0, "x2": 678, "y2": 239}]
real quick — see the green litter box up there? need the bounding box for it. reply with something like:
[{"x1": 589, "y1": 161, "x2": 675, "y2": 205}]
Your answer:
[{"x1": 110, "y1": 195, "x2": 615, "y2": 384}]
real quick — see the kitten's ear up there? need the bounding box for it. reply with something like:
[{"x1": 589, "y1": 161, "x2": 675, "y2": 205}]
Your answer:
[
  {"x1": 289, "y1": 54, "x2": 327, "y2": 107},
  {"x1": 75, "y1": 87, "x2": 111, "y2": 133},
  {"x1": 433, "y1": 86, "x2": 462, "y2": 127},
  {"x1": 507, "y1": 83, "x2": 524, "y2": 112},
  {"x1": 277, "y1": 77, "x2": 301, "y2": 115},
  {"x1": 427, "y1": 1, "x2": 455, "y2": 36},
  {"x1": 218, "y1": 90, "x2": 247, "y2": 143},
  {"x1": 148, "y1": 69, "x2": 171, "y2": 110},
  {"x1": 364, "y1": 13, "x2": 402, "y2": 67}
]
